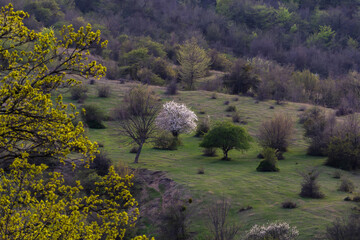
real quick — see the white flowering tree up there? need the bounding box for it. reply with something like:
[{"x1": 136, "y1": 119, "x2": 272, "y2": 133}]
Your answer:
[
  {"x1": 156, "y1": 101, "x2": 198, "y2": 137},
  {"x1": 244, "y1": 222, "x2": 299, "y2": 240}
]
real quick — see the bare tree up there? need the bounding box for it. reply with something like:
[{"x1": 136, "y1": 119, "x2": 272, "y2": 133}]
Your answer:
[
  {"x1": 258, "y1": 114, "x2": 294, "y2": 153},
  {"x1": 206, "y1": 198, "x2": 240, "y2": 240},
  {"x1": 116, "y1": 85, "x2": 160, "y2": 163}
]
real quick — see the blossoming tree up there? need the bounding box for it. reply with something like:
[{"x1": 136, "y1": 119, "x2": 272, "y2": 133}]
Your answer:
[{"x1": 156, "y1": 101, "x2": 198, "y2": 137}]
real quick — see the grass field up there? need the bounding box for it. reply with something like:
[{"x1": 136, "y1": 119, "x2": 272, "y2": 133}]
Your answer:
[{"x1": 63, "y1": 80, "x2": 360, "y2": 239}]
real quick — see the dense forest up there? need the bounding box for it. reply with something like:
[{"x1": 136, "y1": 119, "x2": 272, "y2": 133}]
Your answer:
[{"x1": 3, "y1": 0, "x2": 360, "y2": 113}]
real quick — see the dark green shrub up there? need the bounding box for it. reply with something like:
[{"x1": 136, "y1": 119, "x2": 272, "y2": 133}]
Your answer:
[
  {"x1": 339, "y1": 178, "x2": 355, "y2": 193},
  {"x1": 197, "y1": 167, "x2": 205, "y2": 174},
  {"x1": 282, "y1": 201, "x2": 297, "y2": 209},
  {"x1": 202, "y1": 147, "x2": 217, "y2": 157},
  {"x1": 90, "y1": 152, "x2": 112, "y2": 176},
  {"x1": 81, "y1": 104, "x2": 106, "y2": 129},
  {"x1": 232, "y1": 112, "x2": 241, "y2": 123},
  {"x1": 195, "y1": 117, "x2": 210, "y2": 137},
  {"x1": 211, "y1": 93, "x2": 217, "y2": 99},
  {"x1": 97, "y1": 85, "x2": 111, "y2": 98},
  {"x1": 70, "y1": 85, "x2": 88, "y2": 102},
  {"x1": 166, "y1": 80, "x2": 178, "y2": 95},
  {"x1": 153, "y1": 131, "x2": 178, "y2": 150},
  {"x1": 226, "y1": 105, "x2": 237, "y2": 112},
  {"x1": 333, "y1": 170, "x2": 342, "y2": 179},
  {"x1": 256, "y1": 148, "x2": 279, "y2": 172},
  {"x1": 326, "y1": 136, "x2": 360, "y2": 170},
  {"x1": 130, "y1": 145, "x2": 139, "y2": 153},
  {"x1": 300, "y1": 169, "x2": 324, "y2": 199}
]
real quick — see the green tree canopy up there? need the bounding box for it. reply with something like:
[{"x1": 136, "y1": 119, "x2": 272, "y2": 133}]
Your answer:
[{"x1": 200, "y1": 121, "x2": 251, "y2": 160}]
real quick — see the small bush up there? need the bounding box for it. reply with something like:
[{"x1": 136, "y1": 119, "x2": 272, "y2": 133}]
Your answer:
[
  {"x1": 232, "y1": 112, "x2": 241, "y2": 123},
  {"x1": 129, "y1": 145, "x2": 139, "y2": 154},
  {"x1": 195, "y1": 117, "x2": 211, "y2": 137},
  {"x1": 197, "y1": 167, "x2": 205, "y2": 174},
  {"x1": 244, "y1": 222, "x2": 299, "y2": 240},
  {"x1": 81, "y1": 104, "x2": 105, "y2": 129},
  {"x1": 153, "y1": 131, "x2": 178, "y2": 150},
  {"x1": 298, "y1": 106, "x2": 306, "y2": 111},
  {"x1": 70, "y1": 85, "x2": 88, "y2": 102},
  {"x1": 269, "y1": 106, "x2": 274, "y2": 109},
  {"x1": 339, "y1": 178, "x2": 355, "y2": 193},
  {"x1": 353, "y1": 194, "x2": 360, "y2": 202},
  {"x1": 89, "y1": 79, "x2": 96, "y2": 85},
  {"x1": 300, "y1": 169, "x2": 324, "y2": 199},
  {"x1": 333, "y1": 170, "x2": 342, "y2": 179},
  {"x1": 97, "y1": 85, "x2": 111, "y2": 98},
  {"x1": 226, "y1": 105, "x2": 237, "y2": 112},
  {"x1": 166, "y1": 80, "x2": 178, "y2": 95},
  {"x1": 282, "y1": 201, "x2": 297, "y2": 209},
  {"x1": 232, "y1": 97, "x2": 239, "y2": 101},
  {"x1": 90, "y1": 152, "x2": 112, "y2": 176},
  {"x1": 224, "y1": 100, "x2": 230, "y2": 105},
  {"x1": 256, "y1": 148, "x2": 279, "y2": 172},
  {"x1": 202, "y1": 147, "x2": 217, "y2": 157},
  {"x1": 211, "y1": 93, "x2": 217, "y2": 99}
]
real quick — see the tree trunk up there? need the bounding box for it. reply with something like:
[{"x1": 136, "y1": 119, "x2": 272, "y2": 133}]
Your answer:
[
  {"x1": 222, "y1": 149, "x2": 229, "y2": 160},
  {"x1": 134, "y1": 142, "x2": 143, "y2": 163}
]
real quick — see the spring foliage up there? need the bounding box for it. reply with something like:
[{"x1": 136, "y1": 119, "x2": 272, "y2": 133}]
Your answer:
[
  {"x1": 0, "y1": 4, "x2": 152, "y2": 240},
  {"x1": 177, "y1": 38, "x2": 210, "y2": 90},
  {"x1": 156, "y1": 101, "x2": 198, "y2": 137}
]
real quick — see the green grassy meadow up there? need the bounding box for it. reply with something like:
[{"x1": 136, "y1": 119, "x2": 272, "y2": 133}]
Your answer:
[{"x1": 63, "y1": 80, "x2": 360, "y2": 239}]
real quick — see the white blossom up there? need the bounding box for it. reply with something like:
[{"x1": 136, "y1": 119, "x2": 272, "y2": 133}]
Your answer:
[
  {"x1": 244, "y1": 222, "x2": 299, "y2": 240},
  {"x1": 156, "y1": 101, "x2": 198, "y2": 136}
]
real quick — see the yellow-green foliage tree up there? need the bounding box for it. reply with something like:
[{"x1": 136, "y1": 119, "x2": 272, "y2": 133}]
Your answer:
[
  {"x1": 0, "y1": 4, "x2": 152, "y2": 240},
  {"x1": 177, "y1": 38, "x2": 210, "y2": 90}
]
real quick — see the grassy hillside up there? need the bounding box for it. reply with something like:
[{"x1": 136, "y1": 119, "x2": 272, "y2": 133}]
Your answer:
[{"x1": 63, "y1": 80, "x2": 360, "y2": 239}]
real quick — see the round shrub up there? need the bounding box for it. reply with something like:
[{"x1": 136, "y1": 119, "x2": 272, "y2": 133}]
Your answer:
[
  {"x1": 90, "y1": 152, "x2": 112, "y2": 176},
  {"x1": 70, "y1": 85, "x2": 88, "y2": 102},
  {"x1": 81, "y1": 104, "x2": 106, "y2": 129},
  {"x1": 166, "y1": 80, "x2": 178, "y2": 95},
  {"x1": 339, "y1": 178, "x2": 355, "y2": 193},
  {"x1": 281, "y1": 201, "x2": 297, "y2": 209},
  {"x1": 195, "y1": 117, "x2": 210, "y2": 137},
  {"x1": 202, "y1": 147, "x2": 217, "y2": 157},
  {"x1": 225, "y1": 105, "x2": 237, "y2": 112},
  {"x1": 97, "y1": 85, "x2": 111, "y2": 98},
  {"x1": 153, "y1": 131, "x2": 178, "y2": 150},
  {"x1": 256, "y1": 148, "x2": 279, "y2": 172}
]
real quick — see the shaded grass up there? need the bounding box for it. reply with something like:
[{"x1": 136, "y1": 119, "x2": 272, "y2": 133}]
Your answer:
[{"x1": 62, "y1": 80, "x2": 360, "y2": 239}]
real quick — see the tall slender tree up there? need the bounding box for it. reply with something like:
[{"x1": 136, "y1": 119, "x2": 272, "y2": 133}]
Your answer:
[
  {"x1": 177, "y1": 38, "x2": 211, "y2": 90},
  {"x1": 117, "y1": 85, "x2": 160, "y2": 163}
]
